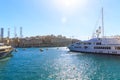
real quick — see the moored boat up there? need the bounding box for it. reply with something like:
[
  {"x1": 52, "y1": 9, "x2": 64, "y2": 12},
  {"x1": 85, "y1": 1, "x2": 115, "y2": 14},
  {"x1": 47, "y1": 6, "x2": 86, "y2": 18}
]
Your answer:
[
  {"x1": 0, "y1": 43, "x2": 13, "y2": 59},
  {"x1": 68, "y1": 7, "x2": 120, "y2": 55}
]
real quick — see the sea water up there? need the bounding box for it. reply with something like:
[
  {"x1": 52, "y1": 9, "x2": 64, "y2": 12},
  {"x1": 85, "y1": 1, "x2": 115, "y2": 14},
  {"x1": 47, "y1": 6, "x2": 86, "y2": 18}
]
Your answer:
[{"x1": 0, "y1": 47, "x2": 120, "y2": 80}]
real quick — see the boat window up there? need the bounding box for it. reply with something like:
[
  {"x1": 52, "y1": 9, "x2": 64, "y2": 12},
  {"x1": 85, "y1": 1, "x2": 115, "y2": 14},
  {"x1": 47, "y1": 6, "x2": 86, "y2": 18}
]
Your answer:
[
  {"x1": 115, "y1": 47, "x2": 120, "y2": 50},
  {"x1": 83, "y1": 42, "x2": 91, "y2": 45},
  {"x1": 76, "y1": 42, "x2": 81, "y2": 45},
  {"x1": 88, "y1": 43, "x2": 91, "y2": 45},
  {"x1": 84, "y1": 46, "x2": 88, "y2": 49},
  {"x1": 96, "y1": 42, "x2": 101, "y2": 45},
  {"x1": 0, "y1": 49, "x2": 5, "y2": 51},
  {"x1": 74, "y1": 46, "x2": 81, "y2": 48},
  {"x1": 83, "y1": 43, "x2": 86, "y2": 45},
  {"x1": 94, "y1": 46, "x2": 111, "y2": 49}
]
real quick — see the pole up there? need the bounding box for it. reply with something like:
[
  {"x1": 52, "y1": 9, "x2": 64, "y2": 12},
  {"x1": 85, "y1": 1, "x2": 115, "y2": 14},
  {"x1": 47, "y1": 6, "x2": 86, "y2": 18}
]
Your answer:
[{"x1": 102, "y1": 7, "x2": 104, "y2": 38}]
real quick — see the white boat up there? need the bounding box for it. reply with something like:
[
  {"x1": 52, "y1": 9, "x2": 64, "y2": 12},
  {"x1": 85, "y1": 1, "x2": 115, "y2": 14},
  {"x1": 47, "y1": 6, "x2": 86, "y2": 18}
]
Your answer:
[
  {"x1": 0, "y1": 43, "x2": 13, "y2": 58},
  {"x1": 68, "y1": 8, "x2": 120, "y2": 55}
]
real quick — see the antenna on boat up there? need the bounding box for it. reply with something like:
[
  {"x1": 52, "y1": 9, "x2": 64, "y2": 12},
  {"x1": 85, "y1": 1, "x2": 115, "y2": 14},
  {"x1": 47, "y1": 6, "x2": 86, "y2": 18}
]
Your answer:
[
  {"x1": 91, "y1": 0, "x2": 104, "y2": 39},
  {"x1": 100, "y1": 0, "x2": 104, "y2": 38},
  {"x1": 102, "y1": 7, "x2": 104, "y2": 38}
]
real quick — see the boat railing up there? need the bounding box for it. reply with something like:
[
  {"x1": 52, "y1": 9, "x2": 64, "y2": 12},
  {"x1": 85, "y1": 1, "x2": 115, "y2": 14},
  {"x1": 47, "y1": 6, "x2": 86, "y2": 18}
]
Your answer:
[{"x1": 103, "y1": 36, "x2": 120, "y2": 39}]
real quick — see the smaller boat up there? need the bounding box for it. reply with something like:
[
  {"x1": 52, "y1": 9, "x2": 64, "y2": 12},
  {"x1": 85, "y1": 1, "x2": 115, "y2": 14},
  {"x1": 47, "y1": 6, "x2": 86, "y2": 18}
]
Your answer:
[
  {"x1": 14, "y1": 48, "x2": 18, "y2": 52},
  {"x1": 40, "y1": 48, "x2": 44, "y2": 52}
]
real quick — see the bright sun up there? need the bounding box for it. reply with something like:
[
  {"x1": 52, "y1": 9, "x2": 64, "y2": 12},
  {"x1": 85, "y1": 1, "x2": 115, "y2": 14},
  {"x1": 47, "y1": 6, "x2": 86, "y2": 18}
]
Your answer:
[
  {"x1": 52, "y1": 0, "x2": 88, "y2": 24},
  {"x1": 53, "y1": 0, "x2": 87, "y2": 11}
]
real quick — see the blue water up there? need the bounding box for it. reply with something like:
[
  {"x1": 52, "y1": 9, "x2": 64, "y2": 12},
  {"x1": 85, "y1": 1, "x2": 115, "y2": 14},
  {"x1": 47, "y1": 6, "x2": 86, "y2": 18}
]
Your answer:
[{"x1": 0, "y1": 47, "x2": 120, "y2": 80}]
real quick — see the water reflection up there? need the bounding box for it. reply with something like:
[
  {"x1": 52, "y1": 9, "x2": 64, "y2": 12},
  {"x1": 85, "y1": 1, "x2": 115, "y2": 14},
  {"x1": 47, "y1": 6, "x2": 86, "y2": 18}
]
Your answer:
[
  {"x1": 0, "y1": 47, "x2": 120, "y2": 80},
  {"x1": 68, "y1": 52, "x2": 120, "y2": 79}
]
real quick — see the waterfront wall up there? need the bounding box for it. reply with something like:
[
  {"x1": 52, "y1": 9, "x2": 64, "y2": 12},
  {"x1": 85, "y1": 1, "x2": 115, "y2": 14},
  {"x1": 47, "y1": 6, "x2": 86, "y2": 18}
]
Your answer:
[{"x1": 3, "y1": 35, "x2": 79, "y2": 48}]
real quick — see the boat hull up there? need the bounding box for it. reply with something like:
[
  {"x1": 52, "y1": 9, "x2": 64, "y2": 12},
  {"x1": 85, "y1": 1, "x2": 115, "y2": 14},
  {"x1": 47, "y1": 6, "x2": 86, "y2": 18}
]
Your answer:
[
  {"x1": 0, "y1": 49, "x2": 13, "y2": 59},
  {"x1": 68, "y1": 46, "x2": 120, "y2": 55}
]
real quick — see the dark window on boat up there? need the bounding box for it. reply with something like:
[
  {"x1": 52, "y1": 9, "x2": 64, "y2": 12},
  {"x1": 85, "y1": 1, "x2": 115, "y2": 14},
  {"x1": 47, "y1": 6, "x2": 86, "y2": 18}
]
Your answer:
[
  {"x1": 74, "y1": 46, "x2": 81, "y2": 48},
  {"x1": 76, "y1": 42, "x2": 81, "y2": 45},
  {"x1": 0, "y1": 49, "x2": 5, "y2": 51},
  {"x1": 94, "y1": 46, "x2": 111, "y2": 49},
  {"x1": 84, "y1": 46, "x2": 88, "y2": 49},
  {"x1": 115, "y1": 47, "x2": 120, "y2": 50},
  {"x1": 83, "y1": 43, "x2": 86, "y2": 45},
  {"x1": 112, "y1": 51, "x2": 117, "y2": 54},
  {"x1": 88, "y1": 43, "x2": 91, "y2": 45},
  {"x1": 96, "y1": 42, "x2": 101, "y2": 45},
  {"x1": 83, "y1": 42, "x2": 91, "y2": 45}
]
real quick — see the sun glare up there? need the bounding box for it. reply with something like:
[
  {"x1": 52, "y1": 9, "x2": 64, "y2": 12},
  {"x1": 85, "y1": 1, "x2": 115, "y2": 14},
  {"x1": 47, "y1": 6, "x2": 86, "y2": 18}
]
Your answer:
[
  {"x1": 53, "y1": 0, "x2": 87, "y2": 11},
  {"x1": 52, "y1": 0, "x2": 88, "y2": 24},
  {"x1": 61, "y1": 17, "x2": 67, "y2": 24},
  {"x1": 63, "y1": 0, "x2": 75, "y2": 7}
]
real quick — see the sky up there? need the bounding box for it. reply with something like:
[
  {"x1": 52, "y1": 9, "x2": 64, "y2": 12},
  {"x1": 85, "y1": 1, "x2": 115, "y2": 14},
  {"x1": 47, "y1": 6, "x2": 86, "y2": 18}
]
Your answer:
[{"x1": 0, "y1": 0, "x2": 120, "y2": 40}]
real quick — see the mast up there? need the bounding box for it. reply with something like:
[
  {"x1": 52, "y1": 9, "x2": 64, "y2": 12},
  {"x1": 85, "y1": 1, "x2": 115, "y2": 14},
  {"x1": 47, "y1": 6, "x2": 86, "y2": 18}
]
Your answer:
[{"x1": 102, "y1": 7, "x2": 104, "y2": 38}]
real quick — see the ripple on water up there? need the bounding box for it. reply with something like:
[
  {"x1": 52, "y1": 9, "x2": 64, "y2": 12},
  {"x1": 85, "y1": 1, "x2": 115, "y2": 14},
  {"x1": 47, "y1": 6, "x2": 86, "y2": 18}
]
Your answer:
[{"x1": 0, "y1": 47, "x2": 120, "y2": 80}]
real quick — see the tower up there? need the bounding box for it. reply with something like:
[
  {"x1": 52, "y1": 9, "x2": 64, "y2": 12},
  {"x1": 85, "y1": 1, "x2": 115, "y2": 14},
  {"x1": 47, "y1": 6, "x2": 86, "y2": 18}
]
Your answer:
[
  {"x1": 1, "y1": 28, "x2": 4, "y2": 42},
  {"x1": 8, "y1": 28, "x2": 10, "y2": 38},
  {"x1": 20, "y1": 27, "x2": 23, "y2": 38},
  {"x1": 14, "y1": 27, "x2": 17, "y2": 38}
]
